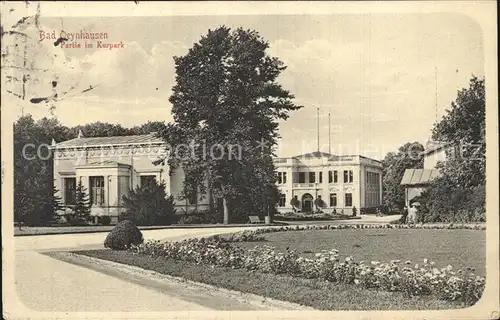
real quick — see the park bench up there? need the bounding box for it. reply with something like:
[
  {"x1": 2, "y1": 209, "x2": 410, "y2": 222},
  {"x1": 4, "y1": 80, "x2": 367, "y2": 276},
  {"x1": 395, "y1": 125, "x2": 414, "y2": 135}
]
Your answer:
[{"x1": 249, "y1": 215, "x2": 262, "y2": 224}]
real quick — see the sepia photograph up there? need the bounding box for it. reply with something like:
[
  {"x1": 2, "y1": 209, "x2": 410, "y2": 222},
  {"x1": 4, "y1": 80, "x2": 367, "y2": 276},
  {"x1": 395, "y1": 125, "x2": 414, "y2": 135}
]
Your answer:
[{"x1": 1, "y1": 1, "x2": 498, "y2": 319}]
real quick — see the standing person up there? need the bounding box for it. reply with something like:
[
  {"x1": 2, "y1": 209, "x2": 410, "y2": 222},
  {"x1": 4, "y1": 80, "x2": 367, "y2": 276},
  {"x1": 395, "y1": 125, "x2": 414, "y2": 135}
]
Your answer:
[
  {"x1": 407, "y1": 204, "x2": 417, "y2": 224},
  {"x1": 352, "y1": 206, "x2": 357, "y2": 217},
  {"x1": 400, "y1": 206, "x2": 409, "y2": 224}
]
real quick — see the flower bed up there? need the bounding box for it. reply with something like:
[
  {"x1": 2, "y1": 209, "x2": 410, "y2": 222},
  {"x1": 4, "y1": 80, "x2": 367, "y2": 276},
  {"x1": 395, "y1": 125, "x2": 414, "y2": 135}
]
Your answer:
[{"x1": 129, "y1": 225, "x2": 486, "y2": 305}]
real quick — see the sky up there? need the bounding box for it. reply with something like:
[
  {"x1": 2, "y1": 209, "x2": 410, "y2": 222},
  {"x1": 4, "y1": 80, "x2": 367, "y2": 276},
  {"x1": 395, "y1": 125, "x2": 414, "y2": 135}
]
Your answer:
[{"x1": 5, "y1": 11, "x2": 484, "y2": 160}]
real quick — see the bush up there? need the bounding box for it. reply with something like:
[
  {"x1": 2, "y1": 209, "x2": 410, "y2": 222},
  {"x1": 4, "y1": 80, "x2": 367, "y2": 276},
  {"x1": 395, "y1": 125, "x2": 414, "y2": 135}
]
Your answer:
[
  {"x1": 99, "y1": 216, "x2": 111, "y2": 226},
  {"x1": 104, "y1": 220, "x2": 144, "y2": 250},
  {"x1": 122, "y1": 181, "x2": 176, "y2": 226},
  {"x1": 65, "y1": 214, "x2": 89, "y2": 226},
  {"x1": 177, "y1": 215, "x2": 203, "y2": 225}
]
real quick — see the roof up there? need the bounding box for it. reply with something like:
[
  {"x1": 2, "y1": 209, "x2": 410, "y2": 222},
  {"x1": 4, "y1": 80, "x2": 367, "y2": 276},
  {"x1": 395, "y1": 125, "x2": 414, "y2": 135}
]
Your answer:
[
  {"x1": 293, "y1": 151, "x2": 336, "y2": 159},
  {"x1": 54, "y1": 133, "x2": 165, "y2": 148},
  {"x1": 400, "y1": 169, "x2": 441, "y2": 186},
  {"x1": 77, "y1": 160, "x2": 131, "y2": 168}
]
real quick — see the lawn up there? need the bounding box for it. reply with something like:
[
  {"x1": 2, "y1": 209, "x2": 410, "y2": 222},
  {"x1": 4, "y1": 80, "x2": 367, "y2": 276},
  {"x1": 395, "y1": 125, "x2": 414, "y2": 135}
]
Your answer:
[
  {"x1": 76, "y1": 249, "x2": 464, "y2": 310},
  {"x1": 236, "y1": 228, "x2": 486, "y2": 276},
  {"x1": 73, "y1": 227, "x2": 485, "y2": 310}
]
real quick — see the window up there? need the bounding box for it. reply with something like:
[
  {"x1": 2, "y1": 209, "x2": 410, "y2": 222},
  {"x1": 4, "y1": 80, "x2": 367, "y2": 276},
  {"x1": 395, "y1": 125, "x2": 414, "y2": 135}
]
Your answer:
[
  {"x1": 328, "y1": 171, "x2": 333, "y2": 183},
  {"x1": 319, "y1": 172, "x2": 323, "y2": 183},
  {"x1": 279, "y1": 194, "x2": 286, "y2": 207},
  {"x1": 334, "y1": 170, "x2": 338, "y2": 183},
  {"x1": 64, "y1": 178, "x2": 76, "y2": 205},
  {"x1": 298, "y1": 172, "x2": 306, "y2": 183},
  {"x1": 329, "y1": 193, "x2": 337, "y2": 207},
  {"x1": 89, "y1": 176, "x2": 105, "y2": 206},
  {"x1": 345, "y1": 193, "x2": 353, "y2": 207},
  {"x1": 277, "y1": 172, "x2": 287, "y2": 184},
  {"x1": 309, "y1": 172, "x2": 316, "y2": 183},
  {"x1": 140, "y1": 175, "x2": 156, "y2": 187},
  {"x1": 344, "y1": 170, "x2": 353, "y2": 183}
]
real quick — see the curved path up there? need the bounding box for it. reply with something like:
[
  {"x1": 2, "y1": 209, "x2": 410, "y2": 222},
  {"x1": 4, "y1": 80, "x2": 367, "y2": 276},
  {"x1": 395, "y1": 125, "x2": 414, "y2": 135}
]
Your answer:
[
  {"x1": 10, "y1": 216, "x2": 400, "y2": 314},
  {"x1": 12, "y1": 227, "x2": 273, "y2": 313}
]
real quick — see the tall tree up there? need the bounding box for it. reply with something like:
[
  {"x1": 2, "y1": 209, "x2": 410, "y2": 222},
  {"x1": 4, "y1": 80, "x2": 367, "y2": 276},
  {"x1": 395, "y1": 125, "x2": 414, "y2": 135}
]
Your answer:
[
  {"x1": 382, "y1": 142, "x2": 425, "y2": 210},
  {"x1": 72, "y1": 180, "x2": 91, "y2": 223},
  {"x1": 431, "y1": 76, "x2": 485, "y2": 188},
  {"x1": 161, "y1": 26, "x2": 302, "y2": 224}
]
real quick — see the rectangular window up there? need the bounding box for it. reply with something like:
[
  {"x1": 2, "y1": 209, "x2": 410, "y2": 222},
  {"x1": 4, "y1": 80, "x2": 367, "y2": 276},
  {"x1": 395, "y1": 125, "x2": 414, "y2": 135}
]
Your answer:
[
  {"x1": 328, "y1": 171, "x2": 333, "y2": 183},
  {"x1": 279, "y1": 194, "x2": 286, "y2": 207},
  {"x1": 344, "y1": 170, "x2": 353, "y2": 183},
  {"x1": 309, "y1": 172, "x2": 316, "y2": 183},
  {"x1": 89, "y1": 176, "x2": 105, "y2": 206},
  {"x1": 140, "y1": 175, "x2": 156, "y2": 187},
  {"x1": 345, "y1": 193, "x2": 353, "y2": 207},
  {"x1": 64, "y1": 178, "x2": 76, "y2": 205},
  {"x1": 319, "y1": 172, "x2": 323, "y2": 183},
  {"x1": 298, "y1": 172, "x2": 306, "y2": 183},
  {"x1": 329, "y1": 193, "x2": 337, "y2": 207},
  {"x1": 277, "y1": 172, "x2": 282, "y2": 184},
  {"x1": 283, "y1": 172, "x2": 287, "y2": 184},
  {"x1": 292, "y1": 172, "x2": 299, "y2": 183},
  {"x1": 334, "y1": 170, "x2": 338, "y2": 183}
]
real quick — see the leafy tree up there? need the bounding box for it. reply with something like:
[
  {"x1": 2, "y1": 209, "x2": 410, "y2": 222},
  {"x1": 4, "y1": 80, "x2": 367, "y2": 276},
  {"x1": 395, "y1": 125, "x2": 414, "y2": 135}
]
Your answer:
[
  {"x1": 431, "y1": 76, "x2": 485, "y2": 189},
  {"x1": 130, "y1": 121, "x2": 167, "y2": 135},
  {"x1": 122, "y1": 180, "x2": 176, "y2": 225},
  {"x1": 13, "y1": 115, "x2": 52, "y2": 226},
  {"x1": 160, "y1": 26, "x2": 302, "y2": 224},
  {"x1": 314, "y1": 196, "x2": 326, "y2": 212},
  {"x1": 381, "y1": 142, "x2": 424, "y2": 210},
  {"x1": 69, "y1": 122, "x2": 132, "y2": 138},
  {"x1": 418, "y1": 76, "x2": 486, "y2": 223},
  {"x1": 72, "y1": 180, "x2": 92, "y2": 223}
]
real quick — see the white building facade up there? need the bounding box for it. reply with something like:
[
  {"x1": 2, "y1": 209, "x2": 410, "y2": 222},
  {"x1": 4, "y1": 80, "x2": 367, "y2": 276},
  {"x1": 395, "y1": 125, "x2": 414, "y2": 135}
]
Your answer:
[
  {"x1": 274, "y1": 152, "x2": 383, "y2": 214},
  {"x1": 51, "y1": 133, "x2": 210, "y2": 224},
  {"x1": 52, "y1": 134, "x2": 383, "y2": 222}
]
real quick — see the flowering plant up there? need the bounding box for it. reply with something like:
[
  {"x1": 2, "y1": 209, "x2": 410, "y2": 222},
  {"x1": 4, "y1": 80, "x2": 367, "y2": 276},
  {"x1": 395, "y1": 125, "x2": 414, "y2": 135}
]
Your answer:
[{"x1": 130, "y1": 227, "x2": 485, "y2": 305}]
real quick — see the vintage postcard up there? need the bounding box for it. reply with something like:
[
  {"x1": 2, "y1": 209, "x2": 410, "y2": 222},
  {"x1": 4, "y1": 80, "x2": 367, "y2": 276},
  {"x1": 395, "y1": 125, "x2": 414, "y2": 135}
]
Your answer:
[{"x1": 1, "y1": 1, "x2": 498, "y2": 319}]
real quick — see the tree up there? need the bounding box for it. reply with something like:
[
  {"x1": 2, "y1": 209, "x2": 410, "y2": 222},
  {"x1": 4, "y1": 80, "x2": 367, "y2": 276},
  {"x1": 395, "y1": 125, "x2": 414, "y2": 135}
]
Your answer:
[
  {"x1": 122, "y1": 180, "x2": 176, "y2": 225},
  {"x1": 72, "y1": 180, "x2": 92, "y2": 223},
  {"x1": 431, "y1": 76, "x2": 485, "y2": 189},
  {"x1": 417, "y1": 76, "x2": 486, "y2": 223},
  {"x1": 130, "y1": 121, "x2": 167, "y2": 135},
  {"x1": 160, "y1": 26, "x2": 302, "y2": 224},
  {"x1": 314, "y1": 196, "x2": 326, "y2": 213},
  {"x1": 69, "y1": 122, "x2": 132, "y2": 138},
  {"x1": 382, "y1": 142, "x2": 425, "y2": 210},
  {"x1": 14, "y1": 115, "x2": 52, "y2": 226}
]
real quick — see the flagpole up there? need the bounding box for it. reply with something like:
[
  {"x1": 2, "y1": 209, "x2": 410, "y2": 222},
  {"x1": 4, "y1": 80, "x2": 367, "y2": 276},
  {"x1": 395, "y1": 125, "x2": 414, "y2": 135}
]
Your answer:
[{"x1": 317, "y1": 107, "x2": 320, "y2": 152}]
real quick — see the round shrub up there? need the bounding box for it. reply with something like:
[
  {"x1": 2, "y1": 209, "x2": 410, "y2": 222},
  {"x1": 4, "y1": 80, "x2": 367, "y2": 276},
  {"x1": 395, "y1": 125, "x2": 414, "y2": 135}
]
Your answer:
[{"x1": 104, "y1": 220, "x2": 143, "y2": 250}]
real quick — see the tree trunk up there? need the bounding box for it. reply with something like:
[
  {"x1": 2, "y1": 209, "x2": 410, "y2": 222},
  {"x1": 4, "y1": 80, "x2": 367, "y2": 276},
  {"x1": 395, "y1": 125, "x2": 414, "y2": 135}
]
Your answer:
[
  {"x1": 207, "y1": 170, "x2": 214, "y2": 212},
  {"x1": 223, "y1": 197, "x2": 229, "y2": 224}
]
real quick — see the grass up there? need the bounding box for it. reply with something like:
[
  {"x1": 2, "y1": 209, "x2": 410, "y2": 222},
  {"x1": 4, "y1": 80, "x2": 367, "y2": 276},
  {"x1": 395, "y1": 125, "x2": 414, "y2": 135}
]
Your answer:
[
  {"x1": 13, "y1": 223, "x2": 274, "y2": 236},
  {"x1": 75, "y1": 249, "x2": 467, "y2": 310},
  {"x1": 236, "y1": 228, "x2": 486, "y2": 276}
]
